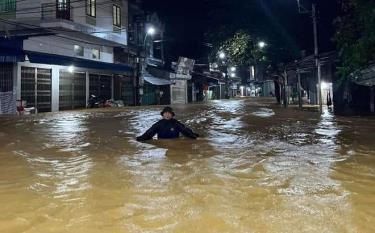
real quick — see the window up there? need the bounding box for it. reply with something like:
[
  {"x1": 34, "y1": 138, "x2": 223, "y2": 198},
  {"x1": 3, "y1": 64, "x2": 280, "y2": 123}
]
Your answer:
[
  {"x1": 0, "y1": 0, "x2": 16, "y2": 12},
  {"x1": 57, "y1": 0, "x2": 68, "y2": 11},
  {"x1": 74, "y1": 45, "x2": 84, "y2": 57},
  {"x1": 113, "y1": 5, "x2": 121, "y2": 27},
  {"x1": 56, "y1": 0, "x2": 71, "y2": 20},
  {"x1": 86, "y1": 0, "x2": 96, "y2": 17},
  {"x1": 92, "y1": 49, "x2": 100, "y2": 59}
]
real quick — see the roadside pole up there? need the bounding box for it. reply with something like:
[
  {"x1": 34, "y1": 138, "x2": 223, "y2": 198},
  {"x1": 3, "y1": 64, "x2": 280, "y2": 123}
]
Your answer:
[
  {"x1": 312, "y1": 4, "x2": 323, "y2": 113},
  {"x1": 297, "y1": 69, "x2": 302, "y2": 109}
]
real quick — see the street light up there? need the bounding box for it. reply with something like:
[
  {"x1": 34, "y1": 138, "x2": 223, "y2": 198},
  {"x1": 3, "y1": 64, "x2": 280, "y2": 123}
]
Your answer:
[
  {"x1": 136, "y1": 25, "x2": 157, "y2": 106},
  {"x1": 219, "y1": 52, "x2": 225, "y2": 59},
  {"x1": 230, "y1": 66, "x2": 236, "y2": 72},
  {"x1": 147, "y1": 27, "x2": 156, "y2": 36},
  {"x1": 218, "y1": 52, "x2": 229, "y2": 99},
  {"x1": 144, "y1": 26, "x2": 156, "y2": 46},
  {"x1": 258, "y1": 41, "x2": 266, "y2": 49}
]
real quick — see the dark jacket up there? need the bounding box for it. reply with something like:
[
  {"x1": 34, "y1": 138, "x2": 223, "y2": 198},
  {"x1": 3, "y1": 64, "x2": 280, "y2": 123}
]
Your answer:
[{"x1": 136, "y1": 118, "x2": 199, "y2": 141}]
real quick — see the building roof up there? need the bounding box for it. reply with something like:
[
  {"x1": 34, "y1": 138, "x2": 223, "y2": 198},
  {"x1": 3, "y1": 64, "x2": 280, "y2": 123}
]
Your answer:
[{"x1": 286, "y1": 51, "x2": 338, "y2": 72}]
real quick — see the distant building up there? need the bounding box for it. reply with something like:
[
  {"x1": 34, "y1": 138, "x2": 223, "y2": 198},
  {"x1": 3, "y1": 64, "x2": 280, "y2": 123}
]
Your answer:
[
  {"x1": 268, "y1": 51, "x2": 337, "y2": 107},
  {"x1": 190, "y1": 64, "x2": 225, "y2": 102}
]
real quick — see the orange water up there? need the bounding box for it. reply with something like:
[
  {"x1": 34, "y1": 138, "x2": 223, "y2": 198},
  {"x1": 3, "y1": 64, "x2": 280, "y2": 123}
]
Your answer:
[{"x1": 0, "y1": 98, "x2": 374, "y2": 233}]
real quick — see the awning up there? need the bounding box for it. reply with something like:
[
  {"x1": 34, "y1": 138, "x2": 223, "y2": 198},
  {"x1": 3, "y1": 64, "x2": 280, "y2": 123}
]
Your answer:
[
  {"x1": 0, "y1": 48, "x2": 25, "y2": 63},
  {"x1": 143, "y1": 70, "x2": 171, "y2": 85},
  {"x1": 26, "y1": 51, "x2": 133, "y2": 73},
  {"x1": 0, "y1": 54, "x2": 25, "y2": 63}
]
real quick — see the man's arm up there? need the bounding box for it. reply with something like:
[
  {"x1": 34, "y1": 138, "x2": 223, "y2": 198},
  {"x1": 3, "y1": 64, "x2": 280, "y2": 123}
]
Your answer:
[
  {"x1": 136, "y1": 121, "x2": 160, "y2": 141},
  {"x1": 176, "y1": 121, "x2": 199, "y2": 139}
]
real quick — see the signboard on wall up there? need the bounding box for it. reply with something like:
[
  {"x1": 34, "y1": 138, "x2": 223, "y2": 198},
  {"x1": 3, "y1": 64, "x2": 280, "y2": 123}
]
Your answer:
[{"x1": 176, "y1": 57, "x2": 195, "y2": 75}]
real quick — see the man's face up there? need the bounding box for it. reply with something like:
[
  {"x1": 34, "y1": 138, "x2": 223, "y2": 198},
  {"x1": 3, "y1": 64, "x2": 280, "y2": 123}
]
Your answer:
[{"x1": 163, "y1": 112, "x2": 173, "y2": 120}]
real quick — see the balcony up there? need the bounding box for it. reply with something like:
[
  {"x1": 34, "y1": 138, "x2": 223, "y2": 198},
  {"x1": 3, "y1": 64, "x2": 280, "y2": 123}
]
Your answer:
[
  {"x1": 12, "y1": 2, "x2": 127, "y2": 46},
  {"x1": 41, "y1": 3, "x2": 73, "y2": 21}
]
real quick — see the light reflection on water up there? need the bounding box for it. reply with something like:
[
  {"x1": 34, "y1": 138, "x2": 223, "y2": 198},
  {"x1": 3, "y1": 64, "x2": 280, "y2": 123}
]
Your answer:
[{"x1": 0, "y1": 99, "x2": 374, "y2": 232}]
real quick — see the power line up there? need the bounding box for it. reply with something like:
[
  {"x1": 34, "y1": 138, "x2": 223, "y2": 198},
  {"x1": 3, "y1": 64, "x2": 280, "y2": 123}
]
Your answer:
[
  {"x1": 0, "y1": 0, "x2": 129, "y2": 34},
  {"x1": 0, "y1": 1, "x2": 129, "y2": 35},
  {"x1": 1, "y1": 0, "x2": 123, "y2": 24},
  {"x1": 0, "y1": 18, "x2": 126, "y2": 47},
  {"x1": 1, "y1": 0, "x2": 83, "y2": 14},
  {"x1": 13, "y1": 0, "x2": 117, "y2": 16},
  {"x1": 0, "y1": 17, "x2": 127, "y2": 35},
  {"x1": 8, "y1": 0, "x2": 111, "y2": 12},
  {"x1": 0, "y1": 0, "x2": 143, "y2": 46}
]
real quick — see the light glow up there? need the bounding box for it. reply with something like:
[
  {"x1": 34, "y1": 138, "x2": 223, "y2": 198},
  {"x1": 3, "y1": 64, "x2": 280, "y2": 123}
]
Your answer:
[
  {"x1": 258, "y1": 41, "x2": 266, "y2": 49},
  {"x1": 321, "y1": 82, "x2": 329, "y2": 89},
  {"x1": 68, "y1": 65, "x2": 75, "y2": 73},
  {"x1": 147, "y1": 27, "x2": 156, "y2": 35}
]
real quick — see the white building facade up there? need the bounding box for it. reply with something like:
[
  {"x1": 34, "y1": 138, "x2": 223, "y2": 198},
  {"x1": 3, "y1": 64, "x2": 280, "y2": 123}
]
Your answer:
[{"x1": 0, "y1": 0, "x2": 134, "y2": 114}]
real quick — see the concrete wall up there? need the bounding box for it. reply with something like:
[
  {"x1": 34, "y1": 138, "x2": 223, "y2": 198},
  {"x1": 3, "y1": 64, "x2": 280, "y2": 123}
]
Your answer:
[
  {"x1": 24, "y1": 36, "x2": 114, "y2": 63},
  {"x1": 16, "y1": 0, "x2": 41, "y2": 20}
]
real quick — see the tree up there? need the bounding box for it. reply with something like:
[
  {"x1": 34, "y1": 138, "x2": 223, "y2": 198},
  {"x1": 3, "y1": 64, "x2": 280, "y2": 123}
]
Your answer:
[
  {"x1": 204, "y1": 0, "x2": 303, "y2": 66},
  {"x1": 214, "y1": 31, "x2": 253, "y2": 65},
  {"x1": 334, "y1": 0, "x2": 375, "y2": 77}
]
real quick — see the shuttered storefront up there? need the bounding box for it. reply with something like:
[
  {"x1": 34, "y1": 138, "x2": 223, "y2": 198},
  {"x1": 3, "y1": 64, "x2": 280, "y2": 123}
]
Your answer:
[
  {"x1": 21, "y1": 67, "x2": 52, "y2": 112},
  {"x1": 89, "y1": 74, "x2": 112, "y2": 100},
  {"x1": 37, "y1": 68, "x2": 52, "y2": 112},
  {"x1": 171, "y1": 80, "x2": 187, "y2": 104},
  {"x1": 0, "y1": 63, "x2": 15, "y2": 114},
  {"x1": 114, "y1": 75, "x2": 134, "y2": 105},
  {"x1": 142, "y1": 83, "x2": 157, "y2": 105},
  {"x1": 59, "y1": 71, "x2": 86, "y2": 110}
]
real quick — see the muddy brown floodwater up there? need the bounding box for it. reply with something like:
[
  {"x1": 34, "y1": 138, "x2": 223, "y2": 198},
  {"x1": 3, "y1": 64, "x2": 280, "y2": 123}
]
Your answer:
[{"x1": 0, "y1": 98, "x2": 374, "y2": 233}]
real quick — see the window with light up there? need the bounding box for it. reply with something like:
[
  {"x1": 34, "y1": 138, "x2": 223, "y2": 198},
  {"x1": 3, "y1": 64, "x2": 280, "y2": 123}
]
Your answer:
[
  {"x1": 113, "y1": 5, "x2": 121, "y2": 27},
  {"x1": 86, "y1": 0, "x2": 96, "y2": 17}
]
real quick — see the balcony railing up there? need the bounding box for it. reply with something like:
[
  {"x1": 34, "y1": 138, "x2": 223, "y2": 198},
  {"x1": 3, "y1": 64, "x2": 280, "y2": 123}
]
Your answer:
[{"x1": 41, "y1": 3, "x2": 73, "y2": 21}]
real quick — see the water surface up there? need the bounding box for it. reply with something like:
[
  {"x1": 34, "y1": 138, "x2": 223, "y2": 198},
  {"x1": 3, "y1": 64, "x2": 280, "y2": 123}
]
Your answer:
[{"x1": 0, "y1": 98, "x2": 374, "y2": 232}]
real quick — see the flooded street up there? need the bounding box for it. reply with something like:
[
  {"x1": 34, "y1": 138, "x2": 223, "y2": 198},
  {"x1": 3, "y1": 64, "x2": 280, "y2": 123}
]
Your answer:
[{"x1": 0, "y1": 98, "x2": 374, "y2": 233}]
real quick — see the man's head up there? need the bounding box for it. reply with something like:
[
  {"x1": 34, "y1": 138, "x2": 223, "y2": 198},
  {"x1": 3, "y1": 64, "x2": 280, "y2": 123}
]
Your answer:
[{"x1": 161, "y1": 107, "x2": 175, "y2": 120}]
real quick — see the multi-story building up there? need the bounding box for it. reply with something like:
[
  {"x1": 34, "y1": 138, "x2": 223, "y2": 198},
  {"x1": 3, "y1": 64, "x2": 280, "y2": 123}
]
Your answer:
[{"x1": 0, "y1": 0, "x2": 134, "y2": 114}]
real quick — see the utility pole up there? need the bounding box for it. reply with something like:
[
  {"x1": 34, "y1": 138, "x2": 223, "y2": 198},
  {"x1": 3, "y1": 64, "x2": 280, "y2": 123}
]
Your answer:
[
  {"x1": 135, "y1": 20, "x2": 143, "y2": 106},
  {"x1": 370, "y1": 86, "x2": 375, "y2": 113},
  {"x1": 297, "y1": 69, "x2": 302, "y2": 109},
  {"x1": 312, "y1": 3, "x2": 323, "y2": 113},
  {"x1": 135, "y1": 50, "x2": 141, "y2": 106},
  {"x1": 283, "y1": 68, "x2": 288, "y2": 108},
  {"x1": 297, "y1": 1, "x2": 323, "y2": 113}
]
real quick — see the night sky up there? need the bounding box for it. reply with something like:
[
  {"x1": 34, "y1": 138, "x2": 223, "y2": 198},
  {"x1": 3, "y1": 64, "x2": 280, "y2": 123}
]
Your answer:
[{"x1": 143, "y1": 0, "x2": 339, "y2": 63}]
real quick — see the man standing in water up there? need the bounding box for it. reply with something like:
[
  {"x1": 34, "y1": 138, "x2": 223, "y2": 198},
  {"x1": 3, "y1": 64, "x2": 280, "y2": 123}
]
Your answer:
[{"x1": 136, "y1": 107, "x2": 199, "y2": 141}]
